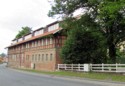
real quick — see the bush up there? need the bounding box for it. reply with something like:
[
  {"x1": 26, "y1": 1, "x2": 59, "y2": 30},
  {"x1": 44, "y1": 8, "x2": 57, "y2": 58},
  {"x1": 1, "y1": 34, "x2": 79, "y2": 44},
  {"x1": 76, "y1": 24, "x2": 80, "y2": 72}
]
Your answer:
[{"x1": 61, "y1": 27, "x2": 107, "y2": 64}]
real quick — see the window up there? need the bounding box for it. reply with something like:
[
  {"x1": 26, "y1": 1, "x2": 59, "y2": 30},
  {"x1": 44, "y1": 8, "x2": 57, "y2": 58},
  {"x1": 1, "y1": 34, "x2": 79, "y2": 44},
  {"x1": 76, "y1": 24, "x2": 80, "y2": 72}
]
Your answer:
[
  {"x1": 26, "y1": 43, "x2": 30, "y2": 48},
  {"x1": 32, "y1": 42, "x2": 34, "y2": 47},
  {"x1": 55, "y1": 23, "x2": 59, "y2": 29},
  {"x1": 28, "y1": 55, "x2": 30, "y2": 61},
  {"x1": 25, "y1": 55, "x2": 27, "y2": 60},
  {"x1": 38, "y1": 40, "x2": 40, "y2": 46},
  {"x1": 18, "y1": 46, "x2": 20, "y2": 50},
  {"x1": 50, "y1": 54, "x2": 53, "y2": 61},
  {"x1": 48, "y1": 23, "x2": 59, "y2": 32},
  {"x1": 26, "y1": 55, "x2": 30, "y2": 61},
  {"x1": 35, "y1": 41, "x2": 38, "y2": 47},
  {"x1": 21, "y1": 54, "x2": 24, "y2": 63},
  {"x1": 15, "y1": 55, "x2": 17, "y2": 61},
  {"x1": 34, "y1": 31, "x2": 40, "y2": 36},
  {"x1": 25, "y1": 34, "x2": 32, "y2": 40},
  {"x1": 38, "y1": 54, "x2": 40, "y2": 61},
  {"x1": 14, "y1": 55, "x2": 17, "y2": 61},
  {"x1": 27, "y1": 43, "x2": 30, "y2": 48},
  {"x1": 46, "y1": 54, "x2": 48, "y2": 61},
  {"x1": 46, "y1": 38, "x2": 48, "y2": 45},
  {"x1": 42, "y1": 54, "x2": 44, "y2": 61},
  {"x1": 22, "y1": 45, "x2": 24, "y2": 49},
  {"x1": 40, "y1": 29, "x2": 43, "y2": 34},
  {"x1": 50, "y1": 37, "x2": 52, "y2": 44},
  {"x1": 35, "y1": 54, "x2": 37, "y2": 61},
  {"x1": 25, "y1": 44, "x2": 27, "y2": 48},
  {"x1": 41, "y1": 39, "x2": 44, "y2": 46},
  {"x1": 32, "y1": 55, "x2": 34, "y2": 61}
]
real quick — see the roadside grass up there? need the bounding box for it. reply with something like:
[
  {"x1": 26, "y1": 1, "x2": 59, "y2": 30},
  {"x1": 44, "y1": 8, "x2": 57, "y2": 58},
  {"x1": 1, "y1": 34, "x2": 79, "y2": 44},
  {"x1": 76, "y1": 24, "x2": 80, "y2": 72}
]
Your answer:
[{"x1": 18, "y1": 69, "x2": 125, "y2": 82}]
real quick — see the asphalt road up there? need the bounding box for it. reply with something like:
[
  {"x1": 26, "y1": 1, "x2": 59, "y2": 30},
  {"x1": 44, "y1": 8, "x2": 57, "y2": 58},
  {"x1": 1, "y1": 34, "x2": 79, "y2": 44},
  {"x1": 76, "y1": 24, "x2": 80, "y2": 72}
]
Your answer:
[{"x1": 0, "y1": 63, "x2": 124, "y2": 86}]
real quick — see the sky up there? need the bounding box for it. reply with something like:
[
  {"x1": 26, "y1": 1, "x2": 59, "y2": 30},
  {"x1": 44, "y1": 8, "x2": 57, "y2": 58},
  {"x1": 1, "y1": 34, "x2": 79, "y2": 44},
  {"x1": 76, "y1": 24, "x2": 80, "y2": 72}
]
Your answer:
[{"x1": 0, "y1": 0, "x2": 56, "y2": 54}]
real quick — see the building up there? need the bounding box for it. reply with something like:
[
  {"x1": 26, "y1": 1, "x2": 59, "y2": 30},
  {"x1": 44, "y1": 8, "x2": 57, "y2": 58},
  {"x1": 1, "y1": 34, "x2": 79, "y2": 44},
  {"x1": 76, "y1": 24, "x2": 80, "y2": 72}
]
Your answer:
[
  {"x1": 3, "y1": 57, "x2": 8, "y2": 63},
  {"x1": 7, "y1": 21, "x2": 66, "y2": 71},
  {"x1": 0, "y1": 57, "x2": 3, "y2": 63},
  {"x1": 0, "y1": 55, "x2": 8, "y2": 63}
]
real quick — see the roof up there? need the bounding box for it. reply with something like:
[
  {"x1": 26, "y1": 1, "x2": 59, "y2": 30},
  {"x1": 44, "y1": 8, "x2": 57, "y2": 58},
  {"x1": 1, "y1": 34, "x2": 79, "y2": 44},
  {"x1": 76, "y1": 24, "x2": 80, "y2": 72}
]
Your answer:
[
  {"x1": 12, "y1": 32, "x2": 32, "y2": 41},
  {"x1": 33, "y1": 27, "x2": 44, "y2": 32},
  {"x1": 7, "y1": 28, "x2": 62, "y2": 48},
  {"x1": 47, "y1": 21, "x2": 59, "y2": 27}
]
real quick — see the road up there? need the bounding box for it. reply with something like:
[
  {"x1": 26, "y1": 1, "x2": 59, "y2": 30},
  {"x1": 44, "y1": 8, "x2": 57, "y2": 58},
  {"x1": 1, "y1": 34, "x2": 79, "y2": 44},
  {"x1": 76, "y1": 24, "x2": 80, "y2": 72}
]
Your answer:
[{"x1": 0, "y1": 63, "x2": 124, "y2": 86}]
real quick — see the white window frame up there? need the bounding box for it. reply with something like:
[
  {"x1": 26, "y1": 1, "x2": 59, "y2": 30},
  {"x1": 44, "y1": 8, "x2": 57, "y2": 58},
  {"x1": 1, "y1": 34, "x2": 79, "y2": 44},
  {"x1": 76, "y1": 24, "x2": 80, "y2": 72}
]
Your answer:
[
  {"x1": 46, "y1": 38, "x2": 48, "y2": 45},
  {"x1": 50, "y1": 37, "x2": 52, "y2": 44}
]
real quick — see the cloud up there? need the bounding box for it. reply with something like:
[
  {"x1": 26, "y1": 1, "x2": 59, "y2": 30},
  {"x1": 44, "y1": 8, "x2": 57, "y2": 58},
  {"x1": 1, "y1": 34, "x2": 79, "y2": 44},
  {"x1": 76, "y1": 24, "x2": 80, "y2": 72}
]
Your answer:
[{"x1": 0, "y1": 0, "x2": 56, "y2": 53}]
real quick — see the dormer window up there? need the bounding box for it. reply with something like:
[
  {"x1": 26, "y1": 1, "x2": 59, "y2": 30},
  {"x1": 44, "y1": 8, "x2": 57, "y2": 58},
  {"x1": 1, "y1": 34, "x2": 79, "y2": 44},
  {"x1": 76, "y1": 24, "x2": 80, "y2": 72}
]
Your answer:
[
  {"x1": 34, "y1": 29, "x2": 44, "y2": 36},
  {"x1": 48, "y1": 23, "x2": 59, "y2": 32},
  {"x1": 40, "y1": 29, "x2": 44, "y2": 34},
  {"x1": 25, "y1": 34, "x2": 32, "y2": 40}
]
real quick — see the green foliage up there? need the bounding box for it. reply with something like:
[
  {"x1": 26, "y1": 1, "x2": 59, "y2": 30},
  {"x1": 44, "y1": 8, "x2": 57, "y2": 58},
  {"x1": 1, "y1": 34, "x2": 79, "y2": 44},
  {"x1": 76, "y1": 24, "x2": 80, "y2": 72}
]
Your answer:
[
  {"x1": 116, "y1": 49, "x2": 125, "y2": 63},
  {"x1": 48, "y1": 0, "x2": 100, "y2": 17},
  {"x1": 16, "y1": 26, "x2": 32, "y2": 39},
  {"x1": 98, "y1": 0, "x2": 125, "y2": 63},
  {"x1": 0, "y1": 53, "x2": 6, "y2": 57},
  {"x1": 61, "y1": 29, "x2": 107, "y2": 64},
  {"x1": 61, "y1": 15, "x2": 107, "y2": 64},
  {"x1": 49, "y1": 0, "x2": 125, "y2": 63}
]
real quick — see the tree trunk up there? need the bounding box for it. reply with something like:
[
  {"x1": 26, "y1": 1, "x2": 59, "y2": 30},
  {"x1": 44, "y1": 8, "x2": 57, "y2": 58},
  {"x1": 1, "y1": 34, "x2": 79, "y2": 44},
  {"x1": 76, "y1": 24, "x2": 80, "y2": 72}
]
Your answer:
[
  {"x1": 108, "y1": 43, "x2": 116, "y2": 63},
  {"x1": 107, "y1": 27, "x2": 116, "y2": 63}
]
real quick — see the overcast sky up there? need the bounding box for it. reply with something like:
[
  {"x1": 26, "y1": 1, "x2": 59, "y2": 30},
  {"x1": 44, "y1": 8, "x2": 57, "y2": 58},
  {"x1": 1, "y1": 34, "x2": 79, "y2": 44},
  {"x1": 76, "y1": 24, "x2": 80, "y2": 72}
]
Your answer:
[{"x1": 0, "y1": 0, "x2": 56, "y2": 54}]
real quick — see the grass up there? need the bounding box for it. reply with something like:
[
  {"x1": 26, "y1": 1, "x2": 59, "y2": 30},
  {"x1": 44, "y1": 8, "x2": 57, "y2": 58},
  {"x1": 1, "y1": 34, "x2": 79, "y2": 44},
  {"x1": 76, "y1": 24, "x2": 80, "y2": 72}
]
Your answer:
[{"x1": 18, "y1": 69, "x2": 125, "y2": 82}]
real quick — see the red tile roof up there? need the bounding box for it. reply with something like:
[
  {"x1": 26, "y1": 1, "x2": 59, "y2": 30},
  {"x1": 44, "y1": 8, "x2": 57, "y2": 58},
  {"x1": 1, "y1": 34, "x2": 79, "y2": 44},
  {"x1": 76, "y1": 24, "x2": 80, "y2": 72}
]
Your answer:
[{"x1": 7, "y1": 28, "x2": 61, "y2": 48}]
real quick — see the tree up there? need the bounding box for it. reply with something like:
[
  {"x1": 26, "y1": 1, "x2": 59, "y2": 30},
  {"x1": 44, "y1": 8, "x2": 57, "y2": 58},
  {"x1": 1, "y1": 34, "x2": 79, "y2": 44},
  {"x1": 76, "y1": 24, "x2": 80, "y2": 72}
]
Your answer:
[
  {"x1": 97, "y1": 0, "x2": 125, "y2": 63},
  {"x1": 0, "y1": 53, "x2": 6, "y2": 58},
  {"x1": 49, "y1": 0, "x2": 125, "y2": 63},
  {"x1": 48, "y1": 0, "x2": 99, "y2": 17},
  {"x1": 61, "y1": 14, "x2": 107, "y2": 64},
  {"x1": 16, "y1": 26, "x2": 32, "y2": 39}
]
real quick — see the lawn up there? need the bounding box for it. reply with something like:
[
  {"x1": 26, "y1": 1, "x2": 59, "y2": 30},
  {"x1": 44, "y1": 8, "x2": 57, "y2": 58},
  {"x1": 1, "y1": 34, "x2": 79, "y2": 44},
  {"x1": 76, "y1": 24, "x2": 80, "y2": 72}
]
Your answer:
[{"x1": 19, "y1": 69, "x2": 125, "y2": 82}]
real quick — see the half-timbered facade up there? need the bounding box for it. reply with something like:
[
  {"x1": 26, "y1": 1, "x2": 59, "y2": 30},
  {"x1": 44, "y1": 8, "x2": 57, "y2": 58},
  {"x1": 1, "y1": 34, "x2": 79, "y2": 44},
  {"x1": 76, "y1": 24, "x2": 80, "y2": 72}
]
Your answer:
[{"x1": 7, "y1": 21, "x2": 66, "y2": 71}]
